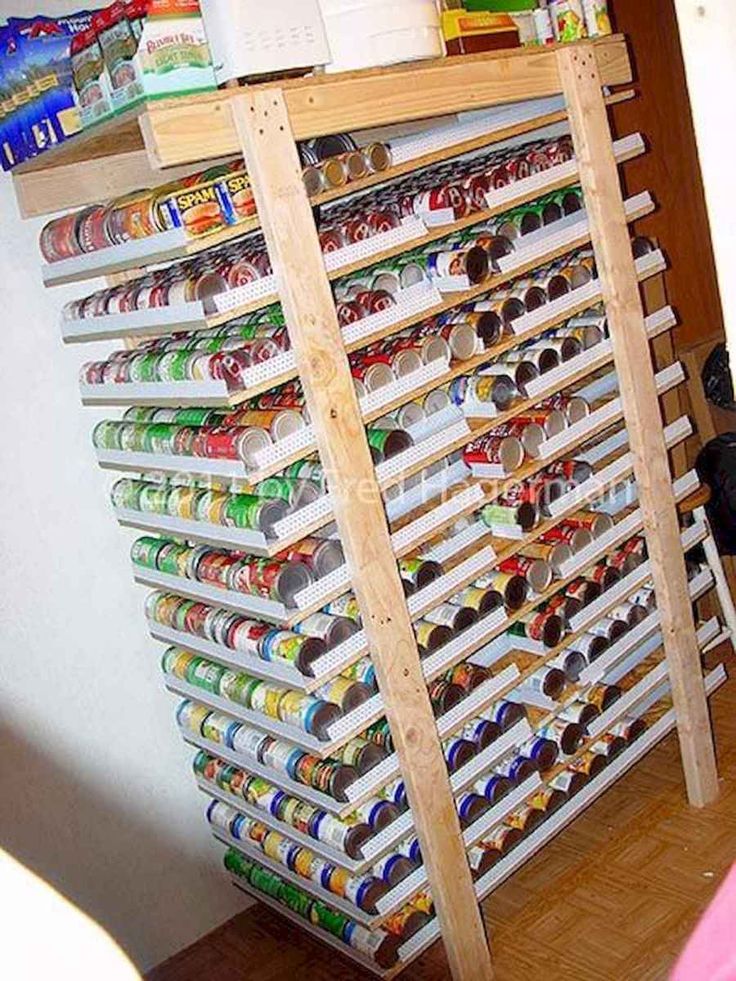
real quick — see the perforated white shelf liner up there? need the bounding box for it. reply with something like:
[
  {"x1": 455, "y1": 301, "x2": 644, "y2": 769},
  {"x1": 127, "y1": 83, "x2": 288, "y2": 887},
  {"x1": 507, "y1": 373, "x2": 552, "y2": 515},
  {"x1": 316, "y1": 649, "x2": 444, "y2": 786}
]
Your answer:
[
  {"x1": 360, "y1": 809, "x2": 415, "y2": 863},
  {"x1": 293, "y1": 563, "x2": 351, "y2": 611},
  {"x1": 403, "y1": 405, "x2": 464, "y2": 444},
  {"x1": 499, "y1": 191, "x2": 653, "y2": 277},
  {"x1": 389, "y1": 95, "x2": 566, "y2": 167},
  {"x1": 149, "y1": 620, "x2": 307, "y2": 689},
  {"x1": 573, "y1": 368, "x2": 620, "y2": 408},
  {"x1": 252, "y1": 424, "x2": 316, "y2": 472},
  {"x1": 390, "y1": 484, "x2": 485, "y2": 555},
  {"x1": 579, "y1": 427, "x2": 628, "y2": 467},
  {"x1": 271, "y1": 494, "x2": 334, "y2": 542},
  {"x1": 384, "y1": 459, "x2": 470, "y2": 525},
  {"x1": 323, "y1": 217, "x2": 427, "y2": 274},
  {"x1": 117, "y1": 507, "x2": 270, "y2": 555},
  {"x1": 556, "y1": 508, "x2": 642, "y2": 578},
  {"x1": 423, "y1": 520, "x2": 491, "y2": 564},
  {"x1": 484, "y1": 133, "x2": 644, "y2": 212},
  {"x1": 407, "y1": 548, "x2": 495, "y2": 620},
  {"x1": 340, "y1": 282, "x2": 442, "y2": 347},
  {"x1": 436, "y1": 665, "x2": 520, "y2": 739},
  {"x1": 421, "y1": 607, "x2": 508, "y2": 682},
  {"x1": 538, "y1": 359, "x2": 681, "y2": 461},
  {"x1": 309, "y1": 629, "x2": 369, "y2": 685},
  {"x1": 450, "y1": 719, "x2": 532, "y2": 793},
  {"x1": 358, "y1": 357, "x2": 448, "y2": 419},
  {"x1": 510, "y1": 278, "x2": 601, "y2": 336},
  {"x1": 198, "y1": 778, "x2": 365, "y2": 874},
  {"x1": 588, "y1": 662, "x2": 670, "y2": 739},
  {"x1": 211, "y1": 274, "x2": 278, "y2": 315},
  {"x1": 344, "y1": 751, "x2": 400, "y2": 806},
  {"x1": 525, "y1": 339, "x2": 612, "y2": 400},
  {"x1": 581, "y1": 610, "x2": 661, "y2": 687},
  {"x1": 325, "y1": 692, "x2": 384, "y2": 744},
  {"x1": 464, "y1": 774, "x2": 543, "y2": 850},
  {"x1": 499, "y1": 211, "x2": 589, "y2": 275},
  {"x1": 376, "y1": 419, "x2": 473, "y2": 487}
]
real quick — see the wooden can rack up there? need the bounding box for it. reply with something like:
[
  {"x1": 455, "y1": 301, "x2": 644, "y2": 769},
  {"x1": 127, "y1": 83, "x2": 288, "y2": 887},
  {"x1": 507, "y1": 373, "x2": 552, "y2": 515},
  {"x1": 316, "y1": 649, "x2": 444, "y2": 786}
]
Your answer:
[{"x1": 12, "y1": 36, "x2": 731, "y2": 980}]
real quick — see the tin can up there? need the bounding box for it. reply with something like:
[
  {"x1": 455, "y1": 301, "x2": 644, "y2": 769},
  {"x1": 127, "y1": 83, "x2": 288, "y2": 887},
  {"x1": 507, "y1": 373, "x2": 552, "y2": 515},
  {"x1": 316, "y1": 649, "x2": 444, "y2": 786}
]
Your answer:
[
  {"x1": 582, "y1": 0, "x2": 612, "y2": 36},
  {"x1": 40, "y1": 211, "x2": 85, "y2": 263},
  {"x1": 519, "y1": 733, "x2": 559, "y2": 772},
  {"x1": 590, "y1": 560, "x2": 620, "y2": 591},
  {"x1": 230, "y1": 557, "x2": 313, "y2": 607},
  {"x1": 610, "y1": 715, "x2": 648, "y2": 743},
  {"x1": 366, "y1": 428, "x2": 413, "y2": 461},
  {"x1": 415, "y1": 619, "x2": 452, "y2": 654},
  {"x1": 338, "y1": 737, "x2": 385, "y2": 776},
  {"x1": 278, "y1": 539, "x2": 345, "y2": 579},
  {"x1": 499, "y1": 555, "x2": 552, "y2": 594},
  {"x1": 463, "y1": 434, "x2": 524, "y2": 473},
  {"x1": 588, "y1": 615, "x2": 628, "y2": 644},
  {"x1": 584, "y1": 683, "x2": 621, "y2": 712},
  {"x1": 540, "y1": 718, "x2": 585, "y2": 756},
  {"x1": 482, "y1": 493, "x2": 537, "y2": 534},
  {"x1": 526, "y1": 665, "x2": 566, "y2": 699},
  {"x1": 570, "y1": 750, "x2": 607, "y2": 779},
  {"x1": 260, "y1": 630, "x2": 326, "y2": 676},
  {"x1": 294, "y1": 611, "x2": 358, "y2": 647}
]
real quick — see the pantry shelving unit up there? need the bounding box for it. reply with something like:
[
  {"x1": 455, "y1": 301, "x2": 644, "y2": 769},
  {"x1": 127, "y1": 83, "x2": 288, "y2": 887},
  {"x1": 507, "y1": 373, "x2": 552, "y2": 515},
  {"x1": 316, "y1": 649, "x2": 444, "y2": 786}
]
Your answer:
[{"x1": 12, "y1": 35, "x2": 733, "y2": 981}]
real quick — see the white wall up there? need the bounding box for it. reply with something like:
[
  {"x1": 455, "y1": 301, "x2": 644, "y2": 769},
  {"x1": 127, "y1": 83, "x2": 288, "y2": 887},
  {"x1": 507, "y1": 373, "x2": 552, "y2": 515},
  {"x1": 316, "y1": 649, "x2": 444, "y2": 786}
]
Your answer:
[
  {"x1": 672, "y1": 1, "x2": 736, "y2": 386},
  {"x1": 0, "y1": 5, "x2": 246, "y2": 969}
]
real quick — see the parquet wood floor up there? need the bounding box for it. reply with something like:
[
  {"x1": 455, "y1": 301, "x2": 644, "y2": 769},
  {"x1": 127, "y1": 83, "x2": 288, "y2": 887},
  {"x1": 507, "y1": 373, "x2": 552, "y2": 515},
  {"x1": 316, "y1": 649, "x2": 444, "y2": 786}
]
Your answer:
[{"x1": 147, "y1": 654, "x2": 735, "y2": 981}]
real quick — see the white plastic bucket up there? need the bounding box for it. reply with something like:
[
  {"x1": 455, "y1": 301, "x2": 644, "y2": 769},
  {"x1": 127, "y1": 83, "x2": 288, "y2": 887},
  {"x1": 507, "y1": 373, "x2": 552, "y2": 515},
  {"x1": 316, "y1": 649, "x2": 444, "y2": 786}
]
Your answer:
[{"x1": 318, "y1": 0, "x2": 444, "y2": 73}]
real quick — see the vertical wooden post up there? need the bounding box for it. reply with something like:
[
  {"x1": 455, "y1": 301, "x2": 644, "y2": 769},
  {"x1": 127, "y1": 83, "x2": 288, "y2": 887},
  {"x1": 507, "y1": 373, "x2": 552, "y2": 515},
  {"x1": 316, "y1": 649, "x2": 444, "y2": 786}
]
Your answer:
[
  {"x1": 231, "y1": 90, "x2": 494, "y2": 980},
  {"x1": 557, "y1": 45, "x2": 719, "y2": 807}
]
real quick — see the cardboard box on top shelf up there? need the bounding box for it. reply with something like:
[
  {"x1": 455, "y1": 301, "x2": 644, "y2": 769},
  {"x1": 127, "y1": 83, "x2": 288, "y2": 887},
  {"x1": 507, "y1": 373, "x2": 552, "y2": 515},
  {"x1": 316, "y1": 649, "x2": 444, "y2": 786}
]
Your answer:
[{"x1": 441, "y1": 9, "x2": 521, "y2": 54}]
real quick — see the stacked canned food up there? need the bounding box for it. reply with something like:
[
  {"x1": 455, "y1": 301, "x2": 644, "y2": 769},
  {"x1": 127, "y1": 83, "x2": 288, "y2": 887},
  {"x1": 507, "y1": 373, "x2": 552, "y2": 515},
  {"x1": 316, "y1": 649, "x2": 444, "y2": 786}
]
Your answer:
[
  {"x1": 467, "y1": 707, "x2": 651, "y2": 877},
  {"x1": 93, "y1": 409, "x2": 413, "y2": 469},
  {"x1": 479, "y1": 457, "x2": 595, "y2": 536},
  {"x1": 80, "y1": 316, "x2": 290, "y2": 390},
  {"x1": 317, "y1": 134, "x2": 575, "y2": 250},
  {"x1": 178, "y1": 700, "x2": 367, "y2": 803},
  {"x1": 42, "y1": 133, "x2": 570, "y2": 265},
  {"x1": 194, "y1": 750, "x2": 400, "y2": 860},
  {"x1": 224, "y1": 849, "x2": 402, "y2": 967},
  {"x1": 464, "y1": 398, "x2": 589, "y2": 471},
  {"x1": 62, "y1": 178, "x2": 586, "y2": 327},
  {"x1": 113, "y1": 475, "x2": 321, "y2": 538},
  {"x1": 300, "y1": 136, "x2": 393, "y2": 196},
  {"x1": 147, "y1": 593, "x2": 357, "y2": 678},
  {"x1": 131, "y1": 536, "x2": 344, "y2": 607},
  {"x1": 164, "y1": 649, "x2": 370, "y2": 740},
  {"x1": 208, "y1": 799, "x2": 391, "y2": 913},
  {"x1": 40, "y1": 160, "x2": 258, "y2": 263}
]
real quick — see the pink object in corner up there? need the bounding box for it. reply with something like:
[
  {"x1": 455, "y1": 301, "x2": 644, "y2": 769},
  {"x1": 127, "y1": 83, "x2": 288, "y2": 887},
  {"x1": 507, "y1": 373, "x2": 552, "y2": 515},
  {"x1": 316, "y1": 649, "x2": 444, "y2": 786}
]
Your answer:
[{"x1": 671, "y1": 862, "x2": 736, "y2": 981}]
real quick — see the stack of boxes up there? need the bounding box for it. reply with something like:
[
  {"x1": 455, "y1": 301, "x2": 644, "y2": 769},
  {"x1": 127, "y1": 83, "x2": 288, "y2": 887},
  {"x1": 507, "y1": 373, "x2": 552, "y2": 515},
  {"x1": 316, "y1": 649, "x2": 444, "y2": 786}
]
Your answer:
[{"x1": 440, "y1": 0, "x2": 612, "y2": 54}]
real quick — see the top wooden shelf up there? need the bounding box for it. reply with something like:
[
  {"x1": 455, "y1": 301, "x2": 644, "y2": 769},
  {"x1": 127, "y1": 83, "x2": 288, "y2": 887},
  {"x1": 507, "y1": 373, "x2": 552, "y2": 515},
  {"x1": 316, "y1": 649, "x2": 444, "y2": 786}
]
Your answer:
[{"x1": 11, "y1": 36, "x2": 630, "y2": 219}]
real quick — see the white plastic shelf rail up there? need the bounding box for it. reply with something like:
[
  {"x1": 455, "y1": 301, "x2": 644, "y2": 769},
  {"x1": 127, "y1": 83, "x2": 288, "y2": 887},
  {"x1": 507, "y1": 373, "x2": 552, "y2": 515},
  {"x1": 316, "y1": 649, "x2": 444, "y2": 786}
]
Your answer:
[{"x1": 484, "y1": 134, "x2": 644, "y2": 211}]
